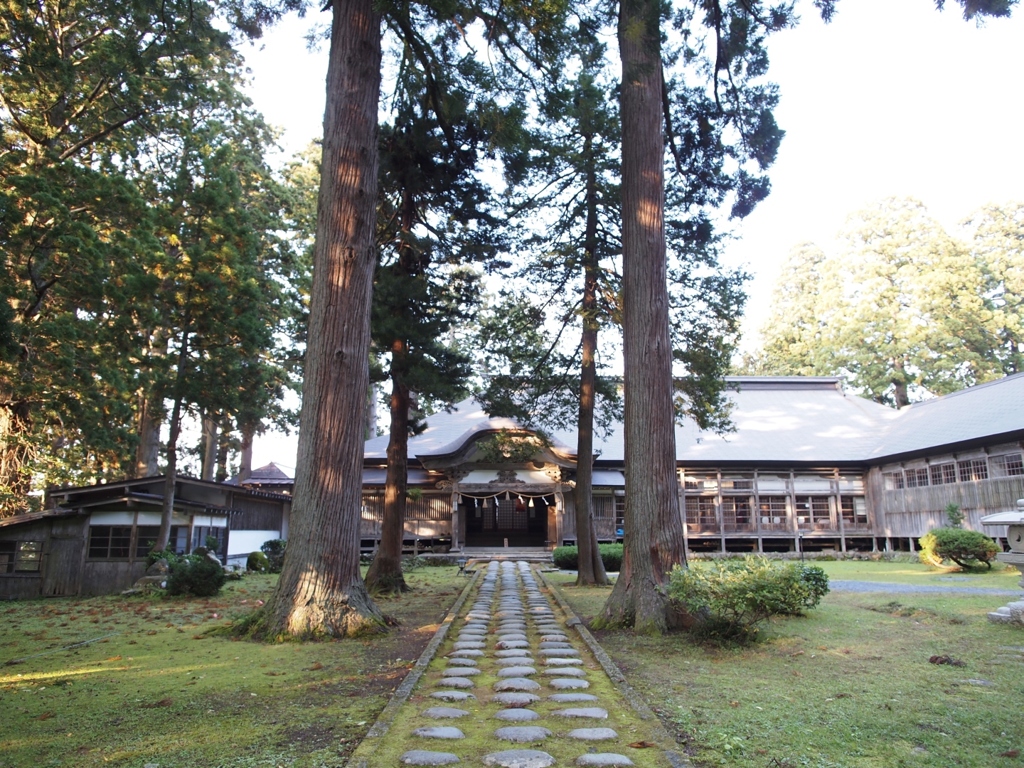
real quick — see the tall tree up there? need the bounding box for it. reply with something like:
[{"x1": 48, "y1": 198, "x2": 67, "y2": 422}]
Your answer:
[
  {"x1": 756, "y1": 197, "x2": 1017, "y2": 405},
  {"x1": 0, "y1": 0, "x2": 241, "y2": 513},
  {"x1": 251, "y1": 0, "x2": 388, "y2": 638}
]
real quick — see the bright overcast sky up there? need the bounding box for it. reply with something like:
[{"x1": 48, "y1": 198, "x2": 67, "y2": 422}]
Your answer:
[{"x1": 240, "y1": 0, "x2": 1024, "y2": 467}]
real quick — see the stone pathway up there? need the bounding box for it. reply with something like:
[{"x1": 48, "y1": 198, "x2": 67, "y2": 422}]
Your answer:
[{"x1": 351, "y1": 560, "x2": 677, "y2": 768}]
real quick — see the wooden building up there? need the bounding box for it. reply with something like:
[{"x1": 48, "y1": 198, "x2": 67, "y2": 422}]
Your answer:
[
  {"x1": 0, "y1": 476, "x2": 290, "y2": 598},
  {"x1": 360, "y1": 374, "x2": 1024, "y2": 554}
]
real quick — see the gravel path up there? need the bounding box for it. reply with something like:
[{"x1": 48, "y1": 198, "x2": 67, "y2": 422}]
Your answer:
[{"x1": 829, "y1": 579, "x2": 1024, "y2": 596}]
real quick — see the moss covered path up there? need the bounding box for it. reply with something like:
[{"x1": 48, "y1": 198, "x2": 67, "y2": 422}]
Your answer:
[{"x1": 348, "y1": 561, "x2": 685, "y2": 768}]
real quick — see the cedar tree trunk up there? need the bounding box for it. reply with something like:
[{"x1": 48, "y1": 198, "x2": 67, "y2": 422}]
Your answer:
[
  {"x1": 255, "y1": 0, "x2": 385, "y2": 638},
  {"x1": 575, "y1": 133, "x2": 609, "y2": 587},
  {"x1": 597, "y1": 0, "x2": 686, "y2": 633},
  {"x1": 364, "y1": 342, "x2": 411, "y2": 594}
]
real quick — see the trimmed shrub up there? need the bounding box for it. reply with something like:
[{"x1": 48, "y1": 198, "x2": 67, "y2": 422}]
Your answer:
[
  {"x1": 552, "y1": 543, "x2": 624, "y2": 572},
  {"x1": 667, "y1": 557, "x2": 830, "y2": 645},
  {"x1": 145, "y1": 548, "x2": 182, "y2": 568},
  {"x1": 246, "y1": 550, "x2": 269, "y2": 572},
  {"x1": 166, "y1": 554, "x2": 226, "y2": 597},
  {"x1": 919, "y1": 528, "x2": 999, "y2": 570},
  {"x1": 260, "y1": 539, "x2": 287, "y2": 573}
]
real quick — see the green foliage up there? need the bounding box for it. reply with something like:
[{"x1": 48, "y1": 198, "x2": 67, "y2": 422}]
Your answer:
[
  {"x1": 260, "y1": 539, "x2": 287, "y2": 573},
  {"x1": 755, "y1": 198, "x2": 1024, "y2": 405},
  {"x1": 667, "y1": 557, "x2": 830, "y2": 645},
  {"x1": 945, "y1": 503, "x2": 965, "y2": 528},
  {"x1": 246, "y1": 551, "x2": 269, "y2": 572},
  {"x1": 475, "y1": 430, "x2": 549, "y2": 463},
  {"x1": 166, "y1": 553, "x2": 226, "y2": 597},
  {"x1": 919, "y1": 528, "x2": 999, "y2": 570},
  {"x1": 552, "y1": 544, "x2": 624, "y2": 571},
  {"x1": 145, "y1": 549, "x2": 182, "y2": 569}
]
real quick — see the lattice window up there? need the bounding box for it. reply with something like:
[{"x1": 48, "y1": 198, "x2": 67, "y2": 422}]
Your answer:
[
  {"x1": 840, "y1": 496, "x2": 869, "y2": 526},
  {"x1": 991, "y1": 453, "x2": 1024, "y2": 478},
  {"x1": 929, "y1": 463, "x2": 957, "y2": 485},
  {"x1": 957, "y1": 458, "x2": 989, "y2": 482},
  {"x1": 883, "y1": 471, "x2": 905, "y2": 490},
  {"x1": 684, "y1": 497, "x2": 716, "y2": 527},
  {"x1": 88, "y1": 526, "x2": 132, "y2": 559},
  {"x1": 905, "y1": 468, "x2": 929, "y2": 488}
]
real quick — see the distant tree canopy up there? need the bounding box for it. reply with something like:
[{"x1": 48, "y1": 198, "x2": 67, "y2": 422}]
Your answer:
[{"x1": 751, "y1": 197, "x2": 1024, "y2": 407}]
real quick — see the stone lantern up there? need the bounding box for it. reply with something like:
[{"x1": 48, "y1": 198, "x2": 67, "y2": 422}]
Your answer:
[{"x1": 980, "y1": 499, "x2": 1024, "y2": 625}]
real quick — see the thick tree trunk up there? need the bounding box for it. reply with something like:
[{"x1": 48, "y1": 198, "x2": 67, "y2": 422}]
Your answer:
[
  {"x1": 215, "y1": 420, "x2": 231, "y2": 483},
  {"x1": 575, "y1": 134, "x2": 609, "y2": 587},
  {"x1": 597, "y1": 0, "x2": 685, "y2": 633},
  {"x1": 254, "y1": 0, "x2": 385, "y2": 639},
  {"x1": 365, "y1": 349, "x2": 410, "y2": 594},
  {"x1": 238, "y1": 421, "x2": 256, "y2": 482},
  {"x1": 200, "y1": 411, "x2": 218, "y2": 481},
  {"x1": 134, "y1": 393, "x2": 163, "y2": 478}
]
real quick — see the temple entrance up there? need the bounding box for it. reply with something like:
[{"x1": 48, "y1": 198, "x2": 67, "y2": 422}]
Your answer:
[{"x1": 462, "y1": 494, "x2": 549, "y2": 547}]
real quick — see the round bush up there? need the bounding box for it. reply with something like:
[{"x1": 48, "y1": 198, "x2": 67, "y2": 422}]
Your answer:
[
  {"x1": 667, "y1": 557, "x2": 830, "y2": 645},
  {"x1": 260, "y1": 539, "x2": 287, "y2": 573},
  {"x1": 247, "y1": 550, "x2": 269, "y2": 572},
  {"x1": 167, "y1": 554, "x2": 226, "y2": 597},
  {"x1": 552, "y1": 544, "x2": 624, "y2": 571}
]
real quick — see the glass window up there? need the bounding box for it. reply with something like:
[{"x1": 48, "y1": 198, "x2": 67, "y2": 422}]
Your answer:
[
  {"x1": 929, "y1": 463, "x2": 956, "y2": 485},
  {"x1": 957, "y1": 458, "x2": 988, "y2": 482},
  {"x1": 883, "y1": 471, "x2": 905, "y2": 490},
  {"x1": 905, "y1": 468, "x2": 929, "y2": 488},
  {"x1": 88, "y1": 526, "x2": 132, "y2": 559},
  {"x1": 0, "y1": 541, "x2": 42, "y2": 573},
  {"x1": 991, "y1": 453, "x2": 1024, "y2": 478},
  {"x1": 840, "y1": 497, "x2": 868, "y2": 526}
]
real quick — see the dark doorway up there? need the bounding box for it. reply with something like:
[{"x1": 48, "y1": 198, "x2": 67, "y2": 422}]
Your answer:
[{"x1": 462, "y1": 495, "x2": 548, "y2": 547}]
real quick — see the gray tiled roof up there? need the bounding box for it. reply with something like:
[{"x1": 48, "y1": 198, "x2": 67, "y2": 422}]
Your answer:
[{"x1": 363, "y1": 374, "x2": 1024, "y2": 468}]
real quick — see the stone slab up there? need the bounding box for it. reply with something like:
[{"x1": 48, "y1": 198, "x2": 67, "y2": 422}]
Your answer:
[
  {"x1": 453, "y1": 641, "x2": 485, "y2": 650},
  {"x1": 446, "y1": 658, "x2": 479, "y2": 667},
  {"x1": 543, "y1": 657, "x2": 582, "y2": 665},
  {"x1": 497, "y1": 666, "x2": 537, "y2": 678},
  {"x1": 575, "y1": 755, "x2": 634, "y2": 767},
  {"x1": 568, "y1": 728, "x2": 618, "y2": 740},
  {"x1": 494, "y1": 726, "x2": 552, "y2": 742},
  {"x1": 448, "y1": 649, "x2": 484, "y2": 658},
  {"x1": 443, "y1": 667, "x2": 482, "y2": 676},
  {"x1": 553, "y1": 707, "x2": 608, "y2": 719},
  {"x1": 430, "y1": 691, "x2": 476, "y2": 702},
  {"x1": 482, "y1": 750, "x2": 555, "y2": 768},
  {"x1": 423, "y1": 707, "x2": 470, "y2": 719},
  {"x1": 400, "y1": 750, "x2": 461, "y2": 765},
  {"x1": 543, "y1": 667, "x2": 585, "y2": 677},
  {"x1": 491, "y1": 692, "x2": 540, "y2": 707},
  {"x1": 548, "y1": 693, "x2": 598, "y2": 703},
  {"x1": 538, "y1": 648, "x2": 580, "y2": 657},
  {"x1": 438, "y1": 677, "x2": 475, "y2": 689},
  {"x1": 549, "y1": 678, "x2": 589, "y2": 690},
  {"x1": 494, "y1": 708, "x2": 541, "y2": 722},
  {"x1": 496, "y1": 649, "x2": 535, "y2": 659},
  {"x1": 497, "y1": 640, "x2": 531, "y2": 650},
  {"x1": 494, "y1": 677, "x2": 541, "y2": 691},
  {"x1": 413, "y1": 726, "x2": 466, "y2": 739},
  {"x1": 497, "y1": 658, "x2": 536, "y2": 668}
]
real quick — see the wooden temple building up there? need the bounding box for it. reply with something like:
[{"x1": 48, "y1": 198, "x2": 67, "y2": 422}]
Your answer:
[{"x1": 359, "y1": 375, "x2": 1024, "y2": 555}]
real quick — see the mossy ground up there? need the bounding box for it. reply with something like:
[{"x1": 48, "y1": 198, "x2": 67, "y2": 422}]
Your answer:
[
  {"x1": 0, "y1": 565, "x2": 467, "y2": 767},
  {"x1": 355, "y1": 572, "x2": 674, "y2": 768},
  {"x1": 549, "y1": 562, "x2": 1024, "y2": 768}
]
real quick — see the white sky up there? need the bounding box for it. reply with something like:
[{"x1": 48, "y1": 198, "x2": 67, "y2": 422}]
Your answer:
[{"x1": 240, "y1": 0, "x2": 1024, "y2": 468}]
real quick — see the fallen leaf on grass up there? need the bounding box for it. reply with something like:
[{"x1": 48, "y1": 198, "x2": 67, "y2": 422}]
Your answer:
[
  {"x1": 929, "y1": 655, "x2": 966, "y2": 667},
  {"x1": 141, "y1": 698, "x2": 173, "y2": 708},
  {"x1": 628, "y1": 741, "x2": 658, "y2": 749},
  {"x1": 38, "y1": 712, "x2": 53, "y2": 721},
  {"x1": 105, "y1": 656, "x2": 122, "y2": 662},
  {"x1": 192, "y1": 635, "x2": 205, "y2": 640},
  {"x1": 308, "y1": 662, "x2": 324, "y2": 671},
  {"x1": 999, "y1": 750, "x2": 1020, "y2": 758}
]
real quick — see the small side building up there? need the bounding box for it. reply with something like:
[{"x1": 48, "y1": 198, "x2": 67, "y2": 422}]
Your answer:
[{"x1": 0, "y1": 475, "x2": 291, "y2": 598}]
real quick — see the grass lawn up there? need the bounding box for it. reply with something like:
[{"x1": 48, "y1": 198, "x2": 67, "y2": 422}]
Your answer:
[
  {"x1": 548, "y1": 565, "x2": 1024, "y2": 768},
  {"x1": 813, "y1": 559, "x2": 1023, "y2": 590},
  {"x1": 0, "y1": 564, "x2": 468, "y2": 768}
]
